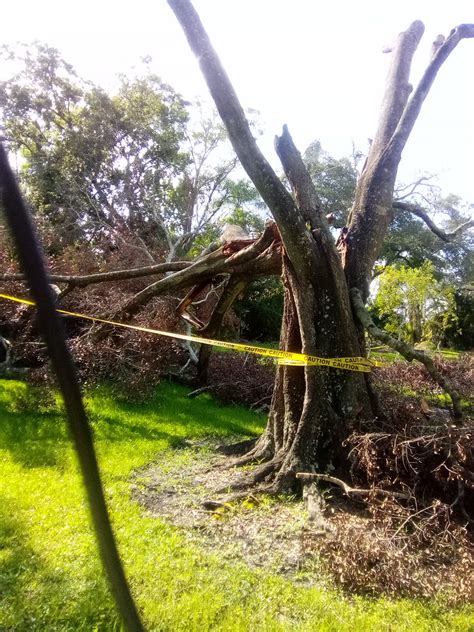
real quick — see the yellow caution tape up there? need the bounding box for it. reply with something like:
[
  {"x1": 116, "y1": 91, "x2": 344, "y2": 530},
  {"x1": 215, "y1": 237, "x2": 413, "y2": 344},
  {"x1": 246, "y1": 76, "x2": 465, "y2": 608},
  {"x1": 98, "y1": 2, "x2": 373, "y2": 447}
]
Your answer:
[{"x1": 0, "y1": 292, "x2": 376, "y2": 373}]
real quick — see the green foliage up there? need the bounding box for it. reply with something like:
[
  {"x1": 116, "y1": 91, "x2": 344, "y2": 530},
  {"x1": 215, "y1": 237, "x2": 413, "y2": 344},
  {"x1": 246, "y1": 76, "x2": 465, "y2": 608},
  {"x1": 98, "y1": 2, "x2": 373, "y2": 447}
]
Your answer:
[
  {"x1": 188, "y1": 180, "x2": 265, "y2": 256},
  {"x1": 438, "y1": 288, "x2": 474, "y2": 350},
  {"x1": 382, "y1": 201, "x2": 473, "y2": 283},
  {"x1": 0, "y1": 379, "x2": 471, "y2": 631},
  {"x1": 0, "y1": 44, "x2": 261, "y2": 262},
  {"x1": 303, "y1": 140, "x2": 357, "y2": 225},
  {"x1": 236, "y1": 277, "x2": 284, "y2": 341},
  {"x1": 0, "y1": 43, "x2": 190, "y2": 256},
  {"x1": 372, "y1": 262, "x2": 451, "y2": 344}
]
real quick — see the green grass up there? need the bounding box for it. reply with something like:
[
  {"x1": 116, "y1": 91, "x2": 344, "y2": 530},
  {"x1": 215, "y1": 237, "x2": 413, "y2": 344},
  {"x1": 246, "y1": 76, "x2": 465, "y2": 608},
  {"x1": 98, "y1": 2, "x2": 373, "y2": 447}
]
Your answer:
[
  {"x1": 369, "y1": 345, "x2": 464, "y2": 364},
  {"x1": 0, "y1": 379, "x2": 472, "y2": 631}
]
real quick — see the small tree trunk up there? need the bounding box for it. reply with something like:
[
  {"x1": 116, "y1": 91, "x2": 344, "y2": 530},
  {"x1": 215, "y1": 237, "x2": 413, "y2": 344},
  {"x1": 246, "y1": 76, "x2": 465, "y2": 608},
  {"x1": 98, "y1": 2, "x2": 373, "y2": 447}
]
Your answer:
[{"x1": 196, "y1": 274, "x2": 248, "y2": 383}]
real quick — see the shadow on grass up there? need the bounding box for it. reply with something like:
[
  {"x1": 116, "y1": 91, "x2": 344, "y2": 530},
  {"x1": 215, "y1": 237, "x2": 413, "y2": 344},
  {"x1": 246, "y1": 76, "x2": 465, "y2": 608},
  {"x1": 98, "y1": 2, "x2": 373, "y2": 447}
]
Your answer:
[
  {"x1": 0, "y1": 403, "x2": 68, "y2": 469},
  {"x1": 0, "y1": 379, "x2": 265, "y2": 470},
  {"x1": 108, "y1": 382, "x2": 265, "y2": 439},
  {"x1": 0, "y1": 497, "x2": 120, "y2": 631}
]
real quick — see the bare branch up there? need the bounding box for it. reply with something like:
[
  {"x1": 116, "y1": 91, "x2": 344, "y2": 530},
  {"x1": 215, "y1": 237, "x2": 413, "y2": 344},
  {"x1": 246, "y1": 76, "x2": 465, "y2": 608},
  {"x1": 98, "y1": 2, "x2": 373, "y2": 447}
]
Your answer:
[
  {"x1": 395, "y1": 174, "x2": 440, "y2": 200},
  {"x1": 1, "y1": 261, "x2": 189, "y2": 288},
  {"x1": 296, "y1": 472, "x2": 410, "y2": 500},
  {"x1": 345, "y1": 21, "x2": 425, "y2": 297},
  {"x1": 382, "y1": 24, "x2": 474, "y2": 167},
  {"x1": 350, "y1": 287, "x2": 463, "y2": 420},
  {"x1": 393, "y1": 200, "x2": 474, "y2": 242}
]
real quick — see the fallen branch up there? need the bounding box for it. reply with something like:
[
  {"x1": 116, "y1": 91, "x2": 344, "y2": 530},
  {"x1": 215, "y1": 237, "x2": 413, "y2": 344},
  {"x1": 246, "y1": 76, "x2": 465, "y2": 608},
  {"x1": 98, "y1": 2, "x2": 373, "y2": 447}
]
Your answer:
[
  {"x1": 350, "y1": 287, "x2": 463, "y2": 420},
  {"x1": 0, "y1": 261, "x2": 189, "y2": 288},
  {"x1": 115, "y1": 222, "x2": 281, "y2": 318},
  {"x1": 296, "y1": 472, "x2": 410, "y2": 500}
]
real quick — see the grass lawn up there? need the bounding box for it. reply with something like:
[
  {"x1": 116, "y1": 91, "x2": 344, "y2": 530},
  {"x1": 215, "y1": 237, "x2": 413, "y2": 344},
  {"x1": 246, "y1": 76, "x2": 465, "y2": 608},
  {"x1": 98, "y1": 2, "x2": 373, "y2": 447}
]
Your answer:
[
  {"x1": 368, "y1": 346, "x2": 463, "y2": 364},
  {"x1": 0, "y1": 379, "x2": 472, "y2": 631}
]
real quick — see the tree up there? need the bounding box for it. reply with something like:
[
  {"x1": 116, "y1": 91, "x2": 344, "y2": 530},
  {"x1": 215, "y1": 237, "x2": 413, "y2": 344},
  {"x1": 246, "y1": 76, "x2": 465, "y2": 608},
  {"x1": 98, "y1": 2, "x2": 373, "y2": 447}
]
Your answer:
[
  {"x1": 439, "y1": 286, "x2": 474, "y2": 350},
  {"x1": 0, "y1": 43, "x2": 261, "y2": 264},
  {"x1": 373, "y1": 262, "x2": 445, "y2": 344},
  {"x1": 167, "y1": 0, "x2": 473, "y2": 491}
]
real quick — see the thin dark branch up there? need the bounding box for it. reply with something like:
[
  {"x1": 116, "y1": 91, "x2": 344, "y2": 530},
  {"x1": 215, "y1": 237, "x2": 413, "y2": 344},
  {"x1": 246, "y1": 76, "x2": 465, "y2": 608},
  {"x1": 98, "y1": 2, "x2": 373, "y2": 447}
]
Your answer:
[
  {"x1": 0, "y1": 144, "x2": 144, "y2": 632},
  {"x1": 393, "y1": 200, "x2": 474, "y2": 242},
  {"x1": 350, "y1": 287, "x2": 463, "y2": 420},
  {"x1": 395, "y1": 174, "x2": 440, "y2": 201}
]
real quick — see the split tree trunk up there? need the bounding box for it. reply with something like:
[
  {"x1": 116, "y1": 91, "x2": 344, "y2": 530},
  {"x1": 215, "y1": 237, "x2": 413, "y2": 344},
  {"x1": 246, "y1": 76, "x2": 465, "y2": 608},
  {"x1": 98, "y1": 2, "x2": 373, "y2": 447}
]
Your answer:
[{"x1": 169, "y1": 0, "x2": 474, "y2": 491}]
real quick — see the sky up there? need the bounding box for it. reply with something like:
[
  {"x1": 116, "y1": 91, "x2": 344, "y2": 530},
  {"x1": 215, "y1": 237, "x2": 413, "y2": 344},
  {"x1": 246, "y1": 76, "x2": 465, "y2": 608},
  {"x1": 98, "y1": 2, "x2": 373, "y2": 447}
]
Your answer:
[{"x1": 2, "y1": 0, "x2": 474, "y2": 201}]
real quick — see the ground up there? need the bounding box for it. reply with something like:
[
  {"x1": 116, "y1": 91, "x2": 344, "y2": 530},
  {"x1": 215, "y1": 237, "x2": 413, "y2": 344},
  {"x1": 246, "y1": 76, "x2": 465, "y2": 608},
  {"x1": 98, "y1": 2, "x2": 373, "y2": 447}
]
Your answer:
[
  {"x1": 132, "y1": 439, "x2": 473, "y2": 605},
  {"x1": 0, "y1": 378, "x2": 473, "y2": 631}
]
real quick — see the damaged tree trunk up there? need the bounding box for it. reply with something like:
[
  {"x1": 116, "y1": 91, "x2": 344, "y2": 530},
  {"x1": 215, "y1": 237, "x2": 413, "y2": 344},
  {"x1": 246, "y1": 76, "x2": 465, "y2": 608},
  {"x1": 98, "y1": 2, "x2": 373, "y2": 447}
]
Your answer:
[
  {"x1": 169, "y1": 0, "x2": 473, "y2": 492},
  {"x1": 196, "y1": 274, "x2": 248, "y2": 383}
]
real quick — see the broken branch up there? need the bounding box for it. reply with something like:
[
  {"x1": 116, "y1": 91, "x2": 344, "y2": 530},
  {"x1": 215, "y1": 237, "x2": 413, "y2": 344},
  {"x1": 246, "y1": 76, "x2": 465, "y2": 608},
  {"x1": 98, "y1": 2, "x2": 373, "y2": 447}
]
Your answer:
[{"x1": 296, "y1": 472, "x2": 410, "y2": 500}]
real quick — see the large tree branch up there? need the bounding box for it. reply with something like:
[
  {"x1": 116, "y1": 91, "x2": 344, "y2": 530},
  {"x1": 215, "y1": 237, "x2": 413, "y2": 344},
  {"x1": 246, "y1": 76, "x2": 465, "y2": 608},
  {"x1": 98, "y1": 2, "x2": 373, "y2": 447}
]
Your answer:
[
  {"x1": 0, "y1": 261, "x2": 189, "y2": 288},
  {"x1": 344, "y1": 21, "x2": 424, "y2": 297},
  {"x1": 381, "y1": 24, "x2": 474, "y2": 167},
  {"x1": 350, "y1": 288, "x2": 463, "y2": 420},
  {"x1": 115, "y1": 222, "x2": 281, "y2": 317},
  {"x1": 345, "y1": 23, "x2": 474, "y2": 299},
  {"x1": 393, "y1": 200, "x2": 474, "y2": 242},
  {"x1": 366, "y1": 21, "x2": 425, "y2": 168},
  {"x1": 167, "y1": 0, "x2": 314, "y2": 274}
]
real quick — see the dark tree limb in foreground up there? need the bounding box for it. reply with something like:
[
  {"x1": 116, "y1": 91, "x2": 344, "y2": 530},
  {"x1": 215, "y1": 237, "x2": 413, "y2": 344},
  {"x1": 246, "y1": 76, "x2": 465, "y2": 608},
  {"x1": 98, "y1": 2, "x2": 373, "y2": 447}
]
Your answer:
[
  {"x1": 168, "y1": 0, "x2": 472, "y2": 493},
  {"x1": 0, "y1": 145, "x2": 144, "y2": 632},
  {"x1": 350, "y1": 288, "x2": 463, "y2": 420}
]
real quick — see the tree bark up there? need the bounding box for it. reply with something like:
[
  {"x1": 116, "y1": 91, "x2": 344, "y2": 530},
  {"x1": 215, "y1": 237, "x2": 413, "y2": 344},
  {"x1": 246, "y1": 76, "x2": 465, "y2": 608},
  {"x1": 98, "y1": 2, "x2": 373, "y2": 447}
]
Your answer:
[
  {"x1": 168, "y1": 1, "x2": 474, "y2": 491},
  {"x1": 196, "y1": 274, "x2": 248, "y2": 383},
  {"x1": 168, "y1": 0, "x2": 375, "y2": 490}
]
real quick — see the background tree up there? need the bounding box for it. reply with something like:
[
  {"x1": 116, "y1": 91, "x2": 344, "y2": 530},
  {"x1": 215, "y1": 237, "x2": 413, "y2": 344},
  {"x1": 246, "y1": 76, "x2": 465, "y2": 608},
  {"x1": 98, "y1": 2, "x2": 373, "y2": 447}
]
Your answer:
[
  {"x1": 0, "y1": 43, "x2": 262, "y2": 266},
  {"x1": 372, "y1": 262, "x2": 446, "y2": 344},
  {"x1": 303, "y1": 140, "x2": 358, "y2": 227}
]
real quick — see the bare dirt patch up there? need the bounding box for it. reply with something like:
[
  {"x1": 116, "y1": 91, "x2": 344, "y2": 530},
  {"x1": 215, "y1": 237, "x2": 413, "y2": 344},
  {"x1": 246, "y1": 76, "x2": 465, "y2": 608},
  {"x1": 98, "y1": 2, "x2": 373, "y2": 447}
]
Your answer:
[
  {"x1": 131, "y1": 440, "x2": 474, "y2": 604},
  {"x1": 131, "y1": 441, "x2": 320, "y2": 579}
]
